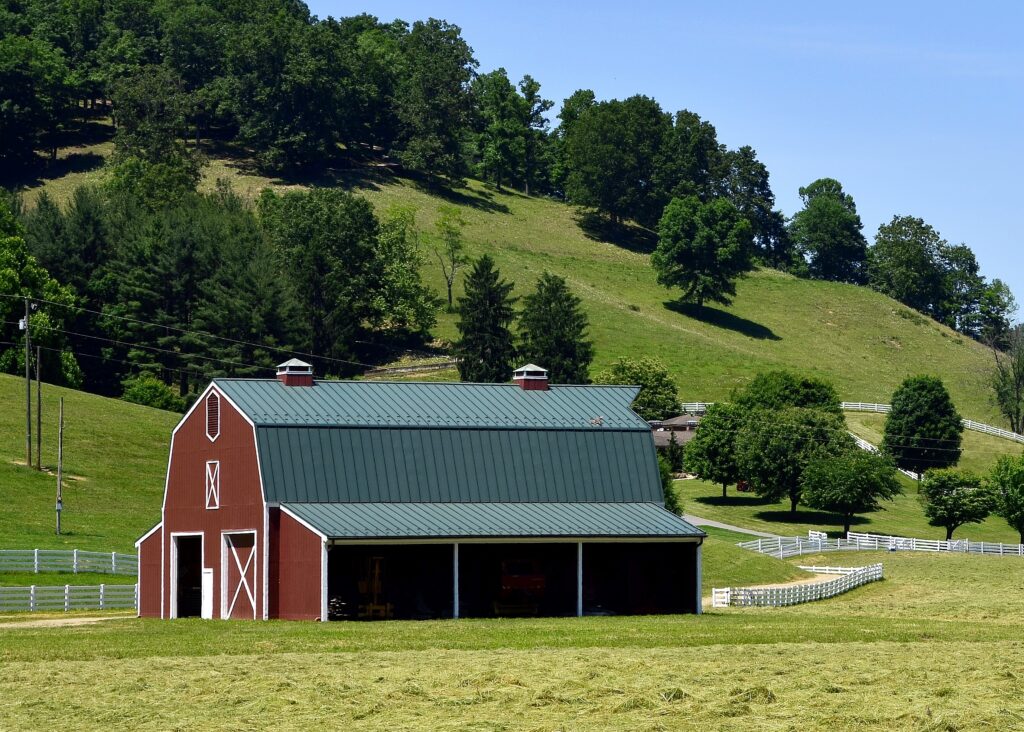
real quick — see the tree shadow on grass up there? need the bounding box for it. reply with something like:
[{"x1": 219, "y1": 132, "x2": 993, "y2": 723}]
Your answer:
[
  {"x1": 575, "y1": 210, "x2": 657, "y2": 254},
  {"x1": 755, "y1": 509, "x2": 869, "y2": 528},
  {"x1": 665, "y1": 301, "x2": 780, "y2": 341},
  {"x1": 415, "y1": 178, "x2": 511, "y2": 214},
  {"x1": 2, "y1": 151, "x2": 106, "y2": 189},
  {"x1": 696, "y1": 494, "x2": 776, "y2": 508}
]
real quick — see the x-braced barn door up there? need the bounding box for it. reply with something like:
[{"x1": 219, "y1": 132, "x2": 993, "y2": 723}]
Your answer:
[{"x1": 222, "y1": 532, "x2": 257, "y2": 619}]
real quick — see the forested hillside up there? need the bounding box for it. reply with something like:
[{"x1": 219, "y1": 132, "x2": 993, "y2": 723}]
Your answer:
[{"x1": 1, "y1": 0, "x2": 1018, "y2": 425}]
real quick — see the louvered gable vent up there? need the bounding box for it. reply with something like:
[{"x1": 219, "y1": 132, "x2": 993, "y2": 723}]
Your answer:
[{"x1": 206, "y1": 392, "x2": 220, "y2": 441}]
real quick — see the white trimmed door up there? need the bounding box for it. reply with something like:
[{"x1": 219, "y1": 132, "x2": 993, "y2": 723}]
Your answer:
[{"x1": 222, "y1": 532, "x2": 257, "y2": 619}]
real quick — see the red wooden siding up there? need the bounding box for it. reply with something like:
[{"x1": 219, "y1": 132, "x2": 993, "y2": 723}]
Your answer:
[
  {"x1": 269, "y1": 508, "x2": 323, "y2": 620},
  {"x1": 161, "y1": 388, "x2": 265, "y2": 619},
  {"x1": 137, "y1": 526, "x2": 162, "y2": 617}
]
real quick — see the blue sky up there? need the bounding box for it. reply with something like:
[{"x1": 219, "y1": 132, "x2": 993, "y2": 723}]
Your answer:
[{"x1": 311, "y1": 1, "x2": 1022, "y2": 314}]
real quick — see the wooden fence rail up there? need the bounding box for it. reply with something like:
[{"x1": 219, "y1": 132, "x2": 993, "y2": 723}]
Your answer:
[
  {"x1": 0, "y1": 584, "x2": 138, "y2": 612},
  {"x1": 0, "y1": 550, "x2": 138, "y2": 576},
  {"x1": 712, "y1": 563, "x2": 883, "y2": 608}
]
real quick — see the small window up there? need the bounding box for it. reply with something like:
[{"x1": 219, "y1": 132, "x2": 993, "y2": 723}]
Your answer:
[
  {"x1": 206, "y1": 392, "x2": 220, "y2": 442},
  {"x1": 205, "y1": 461, "x2": 220, "y2": 510}
]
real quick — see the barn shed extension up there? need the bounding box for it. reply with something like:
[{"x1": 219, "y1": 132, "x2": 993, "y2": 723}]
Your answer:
[{"x1": 137, "y1": 361, "x2": 705, "y2": 621}]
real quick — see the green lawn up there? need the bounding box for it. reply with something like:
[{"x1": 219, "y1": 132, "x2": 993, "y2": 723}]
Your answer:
[
  {"x1": 700, "y1": 534, "x2": 810, "y2": 593},
  {"x1": 0, "y1": 572, "x2": 136, "y2": 586},
  {"x1": 845, "y1": 410, "x2": 1023, "y2": 475},
  {"x1": 678, "y1": 476, "x2": 1020, "y2": 542},
  {"x1": 2, "y1": 550, "x2": 1024, "y2": 730},
  {"x1": 17, "y1": 134, "x2": 1009, "y2": 423},
  {"x1": 0, "y1": 373, "x2": 176, "y2": 552}
]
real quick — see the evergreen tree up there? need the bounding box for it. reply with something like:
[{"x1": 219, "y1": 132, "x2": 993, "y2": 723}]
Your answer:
[
  {"x1": 882, "y1": 376, "x2": 963, "y2": 483},
  {"x1": 517, "y1": 272, "x2": 594, "y2": 384},
  {"x1": 454, "y1": 255, "x2": 517, "y2": 383},
  {"x1": 518, "y1": 74, "x2": 553, "y2": 196}
]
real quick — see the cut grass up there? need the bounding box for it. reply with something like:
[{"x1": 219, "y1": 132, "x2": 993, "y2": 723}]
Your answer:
[
  {"x1": 678, "y1": 476, "x2": 1020, "y2": 542},
  {"x1": 2, "y1": 552, "x2": 1024, "y2": 730},
  {"x1": 0, "y1": 373, "x2": 177, "y2": 552}
]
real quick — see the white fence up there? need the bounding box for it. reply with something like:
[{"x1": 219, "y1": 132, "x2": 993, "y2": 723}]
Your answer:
[
  {"x1": 0, "y1": 549, "x2": 137, "y2": 576},
  {"x1": 845, "y1": 531, "x2": 1024, "y2": 556},
  {"x1": 738, "y1": 532, "x2": 1024, "y2": 559},
  {"x1": 0, "y1": 584, "x2": 138, "y2": 612},
  {"x1": 849, "y1": 433, "x2": 920, "y2": 480},
  {"x1": 712, "y1": 563, "x2": 883, "y2": 608},
  {"x1": 679, "y1": 402, "x2": 714, "y2": 414},
  {"x1": 842, "y1": 402, "x2": 1024, "y2": 444}
]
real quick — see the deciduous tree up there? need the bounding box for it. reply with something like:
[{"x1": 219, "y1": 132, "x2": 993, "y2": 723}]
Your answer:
[
  {"x1": 989, "y1": 454, "x2": 1024, "y2": 544},
  {"x1": 651, "y1": 195, "x2": 754, "y2": 307},
  {"x1": 736, "y1": 407, "x2": 853, "y2": 514},
  {"x1": 920, "y1": 469, "x2": 995, "y2": 540},
  {"x1": 733, "y1": 371, "x2": 842, "y2": 415},
  {"x1": 788, "y1": 178, "x2": 868, "y2": 284},
  {"x1": 684, "y1": 403, "x2": 744, "y2": 497},
  {"x1": 801, "y1": 450, "x2": 902, "y2": 534},
  {"x1": 594, "y1": 356, "x2": 680, "y2": 421}
]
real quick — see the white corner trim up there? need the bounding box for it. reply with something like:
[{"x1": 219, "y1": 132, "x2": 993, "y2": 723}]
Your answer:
[
  {"x1": 321, "y1": 539, "x2": 328, "y2": 622},
  {"x1": 279, "y1": 505, "x2": 329, "y2": 540}
]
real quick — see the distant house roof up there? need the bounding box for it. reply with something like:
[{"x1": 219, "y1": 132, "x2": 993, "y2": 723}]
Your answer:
[
  {"x1": 661, "y1": 414, "x2": 702, "y2": 428},
  {"x1": 652, "y1": 429, "x2": 697, "y2": 449}
]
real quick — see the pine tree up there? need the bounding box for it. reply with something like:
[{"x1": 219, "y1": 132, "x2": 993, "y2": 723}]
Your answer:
[
  {"x1": 518, "y1": 272, "x2": 594, "y2": 384},
  {"x1": 454, "y1": 255, "x2": 517, "y2": 383}
]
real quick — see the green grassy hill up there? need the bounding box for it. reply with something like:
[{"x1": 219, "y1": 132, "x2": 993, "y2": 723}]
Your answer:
[
  {"x1": 0, "y1": 373, "x2": 176, "y2": 552},
  {"x1": 19, "y1": 135, "x2": 1006, "y2": 423}
]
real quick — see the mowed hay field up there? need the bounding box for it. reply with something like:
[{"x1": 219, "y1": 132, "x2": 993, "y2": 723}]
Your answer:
[
  {"x1": 3, "y1": 551, "x2": 1024, "y2": 730},
  {"x1": 19, "y1": 134, "x2": 1006, "y2": 421}
]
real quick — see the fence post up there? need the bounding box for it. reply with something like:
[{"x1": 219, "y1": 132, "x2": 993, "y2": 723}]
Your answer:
[
  {"x1": 64, "y1": 584, "x2": 70, "y2": 612},
  {"x1": 29, "y1": 585, "x2": 36, "y2": 612},
  {"x1": 73, "y1": 548, "x2": 78, "y2": 574},
  {"x1": 111, "y1": 551, "x2": 116, "y2": 574},
  {"x1": 33, "y1": 548, "x2": 39, "y2": 573},
  {"x1": 99, "y1": 584, "x2": 105, "y2": 610}
]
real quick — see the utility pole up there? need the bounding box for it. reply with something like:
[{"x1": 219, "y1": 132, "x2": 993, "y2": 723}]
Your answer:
[
  {"x1": 23, "y1": 297, "x2": 31, "y2": 469},
  {"x1": 56, "y1": 397, "x2": 64, "y2": 535},
  {"x1": 36, "y1": 345, "x2": 41, "y2": 470}
]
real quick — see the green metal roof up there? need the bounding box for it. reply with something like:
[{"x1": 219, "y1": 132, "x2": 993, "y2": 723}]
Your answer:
[
  {"x1": 283, "y1": 502, "x2": 704, "y2": 539},
  {"x1": 214, "y1": 379, "x2": 648, "y2": 430},
  {"x1": 257, "y1": 427, "x2": 661, "y2": 504}
]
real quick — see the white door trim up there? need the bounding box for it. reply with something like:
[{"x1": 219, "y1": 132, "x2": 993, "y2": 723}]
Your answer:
[{"x1": 169, "y1": 531, "x2": 205, "y2": 619}]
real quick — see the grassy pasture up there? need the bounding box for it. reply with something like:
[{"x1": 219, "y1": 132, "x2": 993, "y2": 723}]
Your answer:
[
  {"x1": 2, "y1": 551, "x2": 1024, "y2": 730},
  {"x1": 678, "y1": 476, "x2": 1021, "y2": 542},
  {"x1": 0, "y1": 571, "x2": 136, "y2": 586},
  {"x1": 0, "y1": 373, "x2": 176, "y2": 552}
]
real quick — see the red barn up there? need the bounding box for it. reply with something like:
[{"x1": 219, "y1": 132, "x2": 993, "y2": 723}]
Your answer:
[{"x1": 137, "y1": 361, "x2": 705, "y2": 620}]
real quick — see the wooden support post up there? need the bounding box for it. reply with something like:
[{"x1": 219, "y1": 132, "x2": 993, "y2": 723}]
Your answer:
[
  {"x1": 35, "y1": 345, "x2": 41, "y2": 470},
  {"x1": 576, "y1": 542, "x2": 583, "y2": 617},
  {"x1": 695, "y1": 543, "x2": 703, "y2": 615},
  {"x1": 56, "y1": 398, "x2": 63, "y2": 536},
  {"x1": 24, "y1": 298, "x2": 30, "y2": 469},
  {"x1": 452, "y1": 543, "x2": 459, "y2": 619}
]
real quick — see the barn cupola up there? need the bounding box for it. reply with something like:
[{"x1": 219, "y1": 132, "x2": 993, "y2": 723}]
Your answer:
[
  {"x1": 277, "y1": 358, "x2": 314, "y2": 387},
  {"x1": 513, "y1": 363, "x2": 549, "y2": 391}
]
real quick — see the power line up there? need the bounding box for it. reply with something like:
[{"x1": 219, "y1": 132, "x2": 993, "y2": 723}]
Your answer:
[{"x1": 0, "y1": 292, "x2": 377, "y2": 370}]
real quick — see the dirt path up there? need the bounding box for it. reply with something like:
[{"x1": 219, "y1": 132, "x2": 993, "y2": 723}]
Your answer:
[
  {"x1": 700, "y1": 572, "x2": 838, "y2": 610},
  {"x1": 683, "y1": 514, "x2": 779, "y2": 538},
  {"x1": 0, "y1": 614, "x2": 131, "y2": 629}
]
